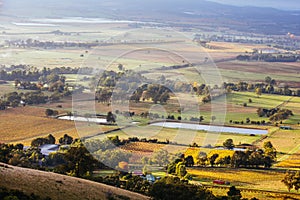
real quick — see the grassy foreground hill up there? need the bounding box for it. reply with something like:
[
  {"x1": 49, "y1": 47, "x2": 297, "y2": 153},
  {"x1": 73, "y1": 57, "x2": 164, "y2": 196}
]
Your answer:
[{"x1": 0, "y1": 162, "x2": 149, "y2": 200}]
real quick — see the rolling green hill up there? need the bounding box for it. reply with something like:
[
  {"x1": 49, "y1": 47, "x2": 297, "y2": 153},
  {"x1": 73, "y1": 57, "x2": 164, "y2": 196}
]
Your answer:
[{"x1": 0, "y1": 163, "x2": 149, "y2": 200}]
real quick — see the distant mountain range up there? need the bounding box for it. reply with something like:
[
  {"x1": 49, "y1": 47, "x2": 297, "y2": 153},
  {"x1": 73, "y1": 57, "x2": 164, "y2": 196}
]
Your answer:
[
  {"x1": 208, "y1": 0, "x2": 300, "y2": 11},
  {"x1": 1, "y1": 0, "x2": 300, "y2": 35}
]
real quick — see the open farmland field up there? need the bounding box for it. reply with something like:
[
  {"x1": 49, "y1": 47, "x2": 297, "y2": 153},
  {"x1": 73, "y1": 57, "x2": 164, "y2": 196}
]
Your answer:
[
  {"x1": 120, "y1": 142, "x2": 165, "y2": 153},
  {"x1": 0, "y1": 48, "x2": 88, "y2": 68},
  {"x1": 0, "y1": 82, "x2": 19, "y2": 96},
  {"x1": 277, "y1": 149, "x2": 300, "y2": 169},
  {"x1": 0, "y1": 105, "x2": 120, "y2": 145},
  {"x1": 282, "y1": 96, "x2": 300, "y2": 124},
  {"x1": 208, "y1": 186, "x2": 300, "y2": 200},
  {"x1": 98, "y1": 126, "x2": 261, "y2": 148},
  {"x1": 92, "y1": 91, "x2": 296, "y2": 127},
  {"x1": 265, "y1": 128, "x2": 300, "y2": 168},
  {"x1": 216, "y1": 61, "x2": 300, "y2": 86},
  {"x1": 0, "y1": 106, "x2": 78, "y2": 144},
  {"x1": 3, "y1": 22, "x2": 298, "y2": 86},
  {"x1": 188, "y1": 168, "x2": 288, "y2": 192},
  {"x1": 188, "y1": 167, "x2": 300, "y2": 199},
  {"x1": 228, "y1": 92, "x2": 292, "y2": 109}
]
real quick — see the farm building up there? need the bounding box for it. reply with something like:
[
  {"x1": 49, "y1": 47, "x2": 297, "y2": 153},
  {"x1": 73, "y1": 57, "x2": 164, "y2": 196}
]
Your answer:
[
  {"x1": 146, "y1": 174, "x2": 156, "y2": 183},
  {"x1": 213, "y1": 180, "x2": 230, "y2": 185},
  {"x1": 280, "y1": 126, "x2": 292, "y2": 130},
  {"x1": 132, "y1": 170, "x2": 143, "y2": 176}
]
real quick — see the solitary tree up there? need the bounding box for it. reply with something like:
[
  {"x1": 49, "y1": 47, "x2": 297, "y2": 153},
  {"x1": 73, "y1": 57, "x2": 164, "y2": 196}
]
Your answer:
[
  {"x1": 59, "y1": 134, "x2": 74, "y2": 145},
  {"x1": 223, "y1": 138, "x2": 235, "y2": 150},
  {"x1": 211, "y1": 116, "x2": 216, "y2": 123},
  {"x1": 45, "y1": 108, "x2": 54, "y2": 116},
  {"x1": 184, "y1": 155, "x2": 194, "y2": 167},
  {"x1": 263, "y1": 141, "x2": 276, "y2": 160},
  {"x1": 265, "y1": 76, "x2": 272, "y2": 84},
  {"x1": 209, "y1": 154, "x2": 219, "y2": 167},
  {"x1": 227, "y1": 186, "x2": 242, "y2": 200},
  {"x1": 282, "y1": 171, "x2": 295, "y2": 192},
  {"x1": 197, "y1": 152, "x2": 208, "y2": 166},
  {"x1": 176, "y1": 162, "x2": 187, "y2": 178},
  {"x1": 106, "y1": 111, "x2": 116, "y2": 124},
  {"x1": 255, "y1": 87, "x2": 262, "y2": 98},
  {"x1": 151, "y1": 149, "x2": 169, "y2": 166},
  {"x1": 64, "y1": 141, "x2": 97, "y2": 177},
  {"x1": 47, "y1": 134, "x2": 56, "y2": 144},
  {"x1": 118, "y1": 64, "x2": 123, "y2": 71}
]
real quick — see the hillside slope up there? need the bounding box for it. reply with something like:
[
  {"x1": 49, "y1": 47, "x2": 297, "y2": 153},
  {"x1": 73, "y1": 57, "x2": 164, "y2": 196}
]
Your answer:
[{"x1": 0, "y1": 163, "x2": 149, "y2": 200}]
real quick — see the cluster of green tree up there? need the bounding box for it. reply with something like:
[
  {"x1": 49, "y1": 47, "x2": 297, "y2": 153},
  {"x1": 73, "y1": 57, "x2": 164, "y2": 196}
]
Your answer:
[
  {"x1": 194, "y1": 33, "x2": 300, "y2": 50},
  {"x1": 194, "y1": 141, "x2": 276, "y2": 169},
  {"x1": 92, "y1": 69, "x2": 229, "y2": 107},
  {"x1": 192, "y1": 84, "x2": 210, "y2": 96},
  {"x1": 0, "y1": 65, "x2": 84, "y2": 82},
  {"x1": 31, "y1": 139, "x2": 98, "y2": 177},
  {"x1": 150, "y1": 176, "x2": 258, "y2": 200},
  {"x1": 82, "y1": 138, "x2": 131, "y2": 170},
  {"x1": 88, "y1": 173, "x2": 151, "y2": 196},
  {"x1": 257, "y1": 108, "x2": 293, "y2": 122},
  {"x1": 232, "y1": 141, "x2": 276, "y2": 168},
  {"x1": 94, "y1": 69, "x2": 146, "y2": 103},
  {"x1": 0, "y1": 69, "x2": 40, "y2": 82},
  {"x1": 224, "y1": 77, "x2": 300, "y2": 97},
  {"x1": 139, "y1": 84, "x2": 171, "y2": 104},
  {"x1": 0, "y1": 143, "x2": 44, "y2": 169},
  {"x1": 109, "y1": 136, "x2": 170, "y2": 147},
  {"x1": 282, "y1": 171, "x2": 300, "y2": 192},
  {"x1": 141, "y1": 149, "x2": 171, "y2": 168},
  {"x1": 92, "y1": 173, "x2": 257, "y2": 200},
  {"x1": 0, "y1": 85, "x2": 72, "y2": 110},
  {"x1": 96, "y1": 79, "x2": 171, "y2": 105},
  {"x1": 31, "y1": 134, "x2": 56, "y2": 147},
  {"x1": 14, "y1": 80, "x2": 40, "y2": 90},
  {"x1": 160, "y1": 63, "x2": 191, "y2": 70},
  {"x1": 150, "y1": 176, "x2": 215, "y2": 200},
  {"x1": 0, "y1": 187, "x2": 51, "y2": 200},
  {"x1": 0, "y1": 91, "x2": 47, "y2": 108},
  {"x1": 0, "y1": 134, "x2": 75, "y2": 169},
  {"x1": 45, "y1": 108, "x2": 59, "y2": 117},
  {"x1": 190, "y1": 116, "x2": 205, "y2": 122},
  {"x1": 124, "y1": 109, "x2": 201, "y2": 122},
  {"x1": 167, "y1": 154, "x2": 190, "y2": 178},
  {"x1": 237, "y1": 53, "x2": 299, "y2": 62},
  {"x1": 229, "y1": 118, "x2": 267, "y2": 126}
]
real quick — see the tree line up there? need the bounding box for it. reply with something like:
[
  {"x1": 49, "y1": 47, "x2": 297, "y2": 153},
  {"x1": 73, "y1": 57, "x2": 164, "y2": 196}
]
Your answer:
[
  {"x1": 237, "y1": 53, "x2": 299, "y2": 62},
  {"x1": 224, "y1": 76, "x2": 300, "y2": 97}
]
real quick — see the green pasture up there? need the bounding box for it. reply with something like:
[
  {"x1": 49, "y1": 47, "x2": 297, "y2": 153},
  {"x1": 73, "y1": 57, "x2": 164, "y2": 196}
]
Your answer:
[{"x1": 94, "y1": 126, "x2": 261, "y2": 147}]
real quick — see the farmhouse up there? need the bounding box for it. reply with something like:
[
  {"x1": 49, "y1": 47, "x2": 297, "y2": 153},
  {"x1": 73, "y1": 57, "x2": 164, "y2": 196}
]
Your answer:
[
  {"x1": 280, "y1": 126, "x2": 292, "y2": 130},
  {"x1": 146, "y1": 174, "x2": 156, "y2": 183}
]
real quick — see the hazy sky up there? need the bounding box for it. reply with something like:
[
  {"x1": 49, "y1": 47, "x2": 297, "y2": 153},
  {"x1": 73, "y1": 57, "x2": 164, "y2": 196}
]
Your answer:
[{"x1": 208, "y1": 0, "x2": 300, "y2": 10}]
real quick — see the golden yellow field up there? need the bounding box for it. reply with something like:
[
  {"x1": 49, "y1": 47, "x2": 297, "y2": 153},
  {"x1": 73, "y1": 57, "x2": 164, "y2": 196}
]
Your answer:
[
  {"x1": 120, "y1": 142, "x2": 165, "y2": 153},
  {"x1": 208, "y1": 186, "x2": 300, "y2": 200},
  {"x1": 188, "y1": 168, "x2": 287, "y2": 192},
  {"x1": 256, "y1": 129, "x2": 300, "y2": 167},
  {"x1": 0, "y1": 107, "x2": 77, "y2": 144},
  {"x1": 196, "y1": 166, "x2": 300, "y2": 199},
  {"x1": 0, "y1": 106, "x2": 122, "y2": 145}
]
